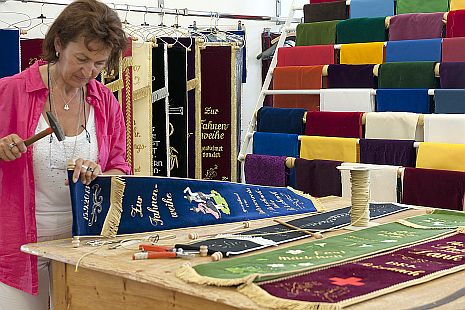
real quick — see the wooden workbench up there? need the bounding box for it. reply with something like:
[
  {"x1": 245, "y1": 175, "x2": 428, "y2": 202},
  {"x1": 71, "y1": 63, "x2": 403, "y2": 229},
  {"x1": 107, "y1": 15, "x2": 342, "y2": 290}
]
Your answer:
[{"x1": 21, "y1": 197, "x2": 465, "y2": 310}]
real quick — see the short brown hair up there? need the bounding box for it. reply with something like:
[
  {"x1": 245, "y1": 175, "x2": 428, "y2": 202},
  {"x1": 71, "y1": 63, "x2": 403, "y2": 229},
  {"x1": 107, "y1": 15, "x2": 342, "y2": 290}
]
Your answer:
[{"x1": 42, "y1": 0, "x2": 127, "y2": 73}]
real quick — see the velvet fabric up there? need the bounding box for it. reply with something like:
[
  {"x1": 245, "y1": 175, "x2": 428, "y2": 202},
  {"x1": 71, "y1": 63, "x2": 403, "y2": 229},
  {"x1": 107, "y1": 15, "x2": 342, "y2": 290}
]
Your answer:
[
  {"x1": 327, "y1": 64, "x2": 377, "y2": 88},
  {"x1": 434, "y1": 89, "x2": 465, "y2": 113},
  {"x1": 303, "y1": 1, "x2": 347, "y2": 23},
  {"x1": 349, "y1": 0, "x2": 394, "y2": 18},
  {"x1": 446, "y1": 10, "x2": 465, "y2": 38},
  {"x1": 305, "y1": 111, "x2": 363, "y2": 138},
  {"x1": 442, "y1": 37, "x2": 465, "y2": 62},
  {"x1": 336, "y1": 17, "x2": 387, "y2": 44},
  {"x1": 277, "y1": 45, "x2": 335, "y2": 67},
  {"x1": 396, "y1": 0, "x2": 449, "y2": 14},
  {"x1": 360, "y1": 139, "x2": 416, "y2": 167},
  {"x1": 294, "y1": 158, "x2": 342, "y2": 197},
  {"x1": 378, "y1": 62, "x2": 438, "y2": 89},
  {"x1": 376, "y1": 89, "x2": 432, "y2": 113},
  {"x1": 256, "y1": 106, "x2": 306, "y2": 134},
  {"x1": 244, "y1": 154, "x2": 288, "y2": 187},
  {"x1": 385, "y1": 39, "x2": 442, "y2": 62},
  {"x1": 388, "y1": 13, "x2": 445, "y2": 41},
  {"x1": 296, "y1": 21, "x2": 340, "y2": 46},
  {"x1": 439, "y1": 62, "x2": 465, "y2": 89},
  {"x1": 253, "y1": 132, "x2": 300, "y2": 158}
]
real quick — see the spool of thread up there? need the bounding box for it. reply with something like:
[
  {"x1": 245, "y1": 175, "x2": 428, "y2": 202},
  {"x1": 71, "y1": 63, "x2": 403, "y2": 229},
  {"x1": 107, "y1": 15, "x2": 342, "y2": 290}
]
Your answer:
[
  {"x1": 199, "y1": 245, "x2": 208, "y2": 257},
  {"x1": 350, "y1": 169, "x2": 370, "y2": 227},
  {"x1": 211, "y1": 251, "x2": 223, "y2": 261}
]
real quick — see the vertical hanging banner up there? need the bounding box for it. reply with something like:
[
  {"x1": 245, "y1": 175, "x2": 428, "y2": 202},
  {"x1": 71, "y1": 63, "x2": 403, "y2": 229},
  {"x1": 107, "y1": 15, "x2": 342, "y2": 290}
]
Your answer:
[
  {"x1": 199, "y1": 44, "x2": 238, "y2": 182},
  {"x1": 0, "y1": 29, "x2": 20, "y2": 78},
  {"x1": 152, "y1": 43, "x2": 170, "y2": 176},
  {"x1": 121, "y1": 39, "x2": 134, "y2": 173},
  {"x1": 132, "y1": 41, "x2": 153, "y2": 176},
  {"x1": 20, "y1": 38, "x2": 43, "y2": 71},
  {"x1": 101, "y1": 54, "x2": 123, "y2": 103}
]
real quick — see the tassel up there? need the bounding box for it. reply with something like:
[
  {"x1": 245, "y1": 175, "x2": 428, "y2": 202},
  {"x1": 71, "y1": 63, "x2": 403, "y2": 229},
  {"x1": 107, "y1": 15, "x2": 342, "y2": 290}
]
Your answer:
[
  {"x1": 101, "y1": 177, "x2": 126, "y2": 238},
  {"x1": 175, "y1": 264, "x2": 258, "y2": 287},
  {"x1": 287, "y1": 187, "x2": 325, "y2": 212}
]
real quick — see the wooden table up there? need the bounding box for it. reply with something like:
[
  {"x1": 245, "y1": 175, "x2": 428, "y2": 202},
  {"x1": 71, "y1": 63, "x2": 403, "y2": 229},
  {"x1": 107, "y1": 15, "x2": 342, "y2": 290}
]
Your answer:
[{"x1": 21, "y1": 197, "x2": 465, "y2": 310}]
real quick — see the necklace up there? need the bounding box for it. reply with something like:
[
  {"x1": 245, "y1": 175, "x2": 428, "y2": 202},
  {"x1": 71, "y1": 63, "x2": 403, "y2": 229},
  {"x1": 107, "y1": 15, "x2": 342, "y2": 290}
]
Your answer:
[{"x1": 50, "y1": 66, "x2": 81, "y2": 111}]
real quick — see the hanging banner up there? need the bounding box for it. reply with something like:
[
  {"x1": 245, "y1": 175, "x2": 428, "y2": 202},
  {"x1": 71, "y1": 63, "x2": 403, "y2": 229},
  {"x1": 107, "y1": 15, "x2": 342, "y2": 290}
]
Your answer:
[
  {"x1": 68, "y1": 171, "x2": 319, "y2": 237},
  {"x1": 121, "y1": 39, "x2": 134, "y2": 173},
  {"x1": 20, "y1": 38, "x2": 43, "y2": 71},
  {"x1": 0, "y1": 29, "x2": 20, "y2": 78}
]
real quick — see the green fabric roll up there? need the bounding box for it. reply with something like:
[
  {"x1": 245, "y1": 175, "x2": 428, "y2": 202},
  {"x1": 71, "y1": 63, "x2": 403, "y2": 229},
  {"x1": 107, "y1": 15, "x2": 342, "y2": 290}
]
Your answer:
[
  {"x1": 397, "y1": 0, "x2": 449, "y2": 14},
  {"x1": 296, "y1": 20, "x2": 340, "y2": 46},
  {"x1": 378, "y1": 61, "x2": 438, "y2": 89},
  {"x1": 336, "y1": 17, "x2": 387, "y2": 44}
]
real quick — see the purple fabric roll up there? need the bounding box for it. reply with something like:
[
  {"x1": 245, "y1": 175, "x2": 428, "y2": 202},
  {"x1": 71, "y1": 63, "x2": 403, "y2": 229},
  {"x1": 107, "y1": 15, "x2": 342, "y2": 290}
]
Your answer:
[
  {"x1": 294, "y1": 158, "x2": 342, "y2": 197},
  {"x1": 327, "y1": 64, "x2": 377, "y2": 88},
  {"x1": 360, "y1": 139, "x2": 416, "y2": 167},
  {"x1": 439, "y1": 62, "x2": 465, "y2": 89},
  {"x1": 244, "y1": 154, "x2": 288, "y2": 187},
  {"x1": 389, "y1": 13, "x2": 444, "y2": 41}
]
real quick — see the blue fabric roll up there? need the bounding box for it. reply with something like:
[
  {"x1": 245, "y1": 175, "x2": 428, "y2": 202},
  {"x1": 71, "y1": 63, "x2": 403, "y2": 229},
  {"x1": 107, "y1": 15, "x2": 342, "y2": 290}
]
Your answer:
[
  {"x1": 256, "y1": 107, "x2": 306, "y2": 134},
  {"x1": 349, "y1": 0, "x2": 394, "y2": 18},
  {"x1": 253, "y1": 132, "x2": 300, "y2": 157},
  {"x1": 385, "y1": 39, "x2": 442, "y2": 63},
  {"x1": 434, "y1": 89, "x2": 465, "y2": 114},
  {"x1": 376, "y1": 89, "x2": 432, "y2": 113},
  {"x1": 0, "y1": 29, "x2": 20, "y2": 78}
]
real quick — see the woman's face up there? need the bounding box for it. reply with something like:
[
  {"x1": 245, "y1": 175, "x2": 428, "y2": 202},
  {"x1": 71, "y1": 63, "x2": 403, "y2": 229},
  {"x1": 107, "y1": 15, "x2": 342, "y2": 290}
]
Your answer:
[{"x1": 55, "y1": 36, "x2": 111, "y2": 88}]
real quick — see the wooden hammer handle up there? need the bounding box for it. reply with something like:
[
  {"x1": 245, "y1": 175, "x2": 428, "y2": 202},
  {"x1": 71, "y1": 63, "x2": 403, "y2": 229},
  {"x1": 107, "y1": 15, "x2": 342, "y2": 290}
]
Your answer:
[{"x1": 24, "y1": 127, "x2": 54, "y2": 147}]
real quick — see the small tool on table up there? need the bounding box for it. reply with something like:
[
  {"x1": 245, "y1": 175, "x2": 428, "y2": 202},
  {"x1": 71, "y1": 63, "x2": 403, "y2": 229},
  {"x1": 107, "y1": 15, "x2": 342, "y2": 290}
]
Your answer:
[{"x1": 133, "y1": 244, "x2": 196, "y2": 260}]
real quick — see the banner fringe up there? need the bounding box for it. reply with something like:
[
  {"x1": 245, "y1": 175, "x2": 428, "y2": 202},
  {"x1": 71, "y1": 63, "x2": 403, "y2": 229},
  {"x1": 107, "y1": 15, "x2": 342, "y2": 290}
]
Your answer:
[
  {"x1": 238, "y1": 283, "x2": 341, "y2": 310},
  {"x1": 457, "y1": 227, "x2": 465, "y2": 234},
  {"x1": 175, "y1": 264, "x2": 258, "y2": 286},
  {"x1": 397, "y1": 219, "x2": 459, "y2": 230},
  {"x1": 101, "y1": 177, "x2": 126, "y2": 238},
  {"x1": 287, "y1": 187, "x2": 325, "y2": 212}
]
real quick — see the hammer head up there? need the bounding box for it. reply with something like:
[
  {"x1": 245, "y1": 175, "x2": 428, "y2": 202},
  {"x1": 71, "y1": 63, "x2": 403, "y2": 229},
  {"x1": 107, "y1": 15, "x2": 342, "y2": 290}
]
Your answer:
[{"x1": 46, "y1": 111, "x2": 66, "y2": 142}]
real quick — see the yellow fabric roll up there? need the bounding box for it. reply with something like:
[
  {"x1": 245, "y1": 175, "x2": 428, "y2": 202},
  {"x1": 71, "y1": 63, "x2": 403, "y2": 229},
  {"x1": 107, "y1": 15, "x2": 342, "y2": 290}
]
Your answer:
[
  {"x1": 451, "y1": 0, "x2": 465, "y2": 10},
  {"x1": 300, "y1": 136, "x2": 359, "y2": 162},
  {"x1": 416, "y1": 142, "x2": 465, "y2": 172},
  {"x1": 340, "y1": 42, "x2": 385, "y2": 64}
]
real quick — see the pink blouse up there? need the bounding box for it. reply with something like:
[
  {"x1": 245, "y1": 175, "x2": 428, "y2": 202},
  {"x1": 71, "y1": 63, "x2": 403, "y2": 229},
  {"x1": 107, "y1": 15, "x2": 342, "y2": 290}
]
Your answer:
[{"x1": 0, "y1": 61, "x2": 131, "y2": 295}]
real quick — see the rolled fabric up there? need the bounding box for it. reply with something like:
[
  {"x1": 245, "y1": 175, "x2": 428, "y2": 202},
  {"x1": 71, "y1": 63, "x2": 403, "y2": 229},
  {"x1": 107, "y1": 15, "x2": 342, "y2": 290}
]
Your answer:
[
  {"x1": 294, "y1": 158, "x2": 342, "y2": 197},
  {"x1": 303, "y1": 1, "x2": 347, "y2": 23},
  {"x1": 385, "y1": 39, "x2": 442, "y2": 62},
  {"x1": 375, "y1": 89, "x2": 432, "y2": 113},
  {"x1": 349, "y1": 0, "x2": 394, "y2": 18},
  {"x1": 442, "y1": 38, "x2": 465, "y2": 62},
  {"x1": 450, "y1": 0, "x2": 465, "y2": 10},
  {"x1": 336, "y1": 17, "x2": 387, "y2": 44},
  {"x1": 434, "y1": 89, "x2": 465, "y2": 113},
  {"x1": 296, "y1": 21, "x2": 340, "y2": 46},
  {"x1": 388, "y1": 13, "x2": 444, "y2": 41},
  {"x1": 424, "y1": 114, "x2": 465, "y2": 144},
  {"x1": 439, "y1": 62, "x2": 465, "y2": 88},
  {"x1": 446, "y1": 10, "x2": 465, "y2": 38},
  {"x1": 402, "y1": 167, "x2": 465, "y2": 211},
  {"x1": 244, "y1": 154, "x2": 288, "y2": 187},
  {"x1": 256, "y1": 106, "x2": 306, "y2": 134},
  {"x1": 378, "y1": 62, "x2": 438, "y2": 89},
  {"x1": 396, "y1": 0, "x2": 449, "y2": 14},
  {"x1": 277, "y1": 45, "x2": 334, "y2": 67},
  {"x1": 327, "y1": 64, "x2": 377, "y2": 88},
  {"x1": 300, "y1": 136, "x2": 358, "y2": 162},
  {"x1": 305, "y1": 111, "x2": 363, "y2": 138},
  {"x1": 416, "y1": 142, "x2": 465, "y2": 172},
  {"x1": 365, "y1": 112, "x2": 419, "y2": 140},
  {"x1": 253, "y1": 132, "x2": 300, "y2": 157},
  {"x1": 340, "y1": 42, "x2": 385, "y2": 64},
  {"x1": 359, "y1": 139, "x2": 416, "y2": 167},
  {"x1": 320, "y1": 89, "x2": 375, "y2": 112}
]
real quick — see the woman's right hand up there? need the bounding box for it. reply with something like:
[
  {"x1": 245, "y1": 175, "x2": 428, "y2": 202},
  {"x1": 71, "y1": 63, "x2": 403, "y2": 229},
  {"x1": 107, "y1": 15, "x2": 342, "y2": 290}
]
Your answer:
[{"x1": 0, "y1": 134, "x2": 27, "y2": 161}]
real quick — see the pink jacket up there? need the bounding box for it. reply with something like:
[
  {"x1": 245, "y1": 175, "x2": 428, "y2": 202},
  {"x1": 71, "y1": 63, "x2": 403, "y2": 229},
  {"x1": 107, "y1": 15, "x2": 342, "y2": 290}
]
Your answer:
[{"x1": 0, "y1": 61, "x2": 131, "y2": 295}]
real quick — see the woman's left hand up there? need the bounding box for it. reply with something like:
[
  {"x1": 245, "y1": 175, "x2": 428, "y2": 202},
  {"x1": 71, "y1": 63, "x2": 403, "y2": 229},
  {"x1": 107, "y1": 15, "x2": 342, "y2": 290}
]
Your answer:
[{"x1": 72, "y1": 158, "x2": 102, "y2": 185}]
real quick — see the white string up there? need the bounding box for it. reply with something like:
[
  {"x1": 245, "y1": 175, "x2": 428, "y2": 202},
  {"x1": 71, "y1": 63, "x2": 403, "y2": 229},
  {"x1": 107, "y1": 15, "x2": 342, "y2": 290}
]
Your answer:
[{"x1": 350, "y1": 170, "x2": 370, "y2": 227}]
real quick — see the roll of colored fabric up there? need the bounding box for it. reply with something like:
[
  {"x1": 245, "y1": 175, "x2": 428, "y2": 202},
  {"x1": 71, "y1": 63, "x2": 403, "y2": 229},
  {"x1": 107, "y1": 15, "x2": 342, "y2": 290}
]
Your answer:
[
  {"x1": 320, "y1": 89, "x2": 375, "y2": 112},
  {"x1": 300, "y1": 136, "x2": 358, "y2": 162},
  {"x1": 424, "y1": 114, "x2": 465, "y2": 144},
  {"x1": 336, "y1": 17, "x2": 387, "y2": 44},
  {"x1": 378, "y1": 62, "x2": 437, "y2": 89},
  {"x1": 277, "y1": 45, "x2": 335, "y2": 67},
  {"x1": 388, "y1": 13, "x2": 444, "y2": 41},
  {"x1": 416, "y1": 142, "x2": 465, "y2": 172},
  {"x1": 303, "y1": 1, "x2": 347, "y2": 23},
  {"x1": 359, "y1": 139, "x2": 416, "y2": 167},
  {"x1": 446, "y1": 10, "x2": 465, "y2": 38},
  {"x1": 375, "y1": 89, "x2": 432, "y2": 113},
  {"x1": 244, "y1": 154, "x2": 288, "y2": 187},
  {"x1": 341, "y1": 163, "x2": 400, "y2": 202},
  {"x1": 396, "y1": 0, "x2": 449, "y2": 14},
  {"x1": 0, "y1": 29, "x2": 20, "y2": 78},
  {"x1": 434, "y1": 89, "x2": 465, "y2": 113},
  {"x1": 439, "y1": 62, "x2": 465, "y2": 88},
  {"x1": 402, "y1": 167, "x2": 465, "y2": 211},
  {"x1": 273, "y1": 66, "x2": 323, "y2": 111},
  {"x1": 294, "y1": 158, "x2": 342, "y2": 197},
  {"x1": 253, "y1": 132, "x2": 300, "y2": 157},
  {"x1": 296, "y1": 21, "x2": 340, "y2": 46},
  {"x1": 365, "y1": 112, "x2": 419, "y2": 140},
  {"x1": 327, "y1": 64, "x2": 377, "y2": 88},
  {"x1": 305, "y1": 111, "x2": 363, "y2": 138},
  {"x1": 349, "y1": 0, "x2": 394, "y2": 18},
  {"x1": 442, "y1": 38, "x2": 465, "y2": 62},
  {"x1": 340, "y1": 42, "x2": 385, "y2": 64},
  {"x1": 385, "y1": 39, "x2": 442, "y2": 62},
  {"x1": 256, "y1": 106, "x2": 306, "y2": 134},
  {"x1": 451, "y1": 0, "x2": 465, "y2": 10}
]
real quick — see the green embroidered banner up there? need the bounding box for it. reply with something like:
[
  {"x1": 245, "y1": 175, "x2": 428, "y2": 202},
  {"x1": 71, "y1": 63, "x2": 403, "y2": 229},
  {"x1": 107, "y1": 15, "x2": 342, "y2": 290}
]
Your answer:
[{"x1": 398, "y1": 209, "x2": 465, "y2": 229}]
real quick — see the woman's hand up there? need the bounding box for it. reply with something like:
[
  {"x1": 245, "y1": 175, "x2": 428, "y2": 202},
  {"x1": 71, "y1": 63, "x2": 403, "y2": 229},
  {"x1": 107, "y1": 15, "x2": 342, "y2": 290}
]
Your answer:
[
  {"x1": 0, "y1": 134, "x2": 27, "y2": 161},
  {"x1": 72, "y1": 158, "x2": 102, "y2": 185}
]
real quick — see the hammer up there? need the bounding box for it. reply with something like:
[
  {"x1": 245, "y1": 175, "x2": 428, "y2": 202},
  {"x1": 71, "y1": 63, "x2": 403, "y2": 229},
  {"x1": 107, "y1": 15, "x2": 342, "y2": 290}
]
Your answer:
[{"x1": 23, "y1": 111, "x2": 66, "y2": 146}]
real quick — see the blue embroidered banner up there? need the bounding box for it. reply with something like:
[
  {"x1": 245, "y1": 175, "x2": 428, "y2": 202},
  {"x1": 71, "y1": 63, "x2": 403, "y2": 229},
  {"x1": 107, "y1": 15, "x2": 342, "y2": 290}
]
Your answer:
[
  {"x1": 68, "y1": 171, "x2": 319, "y2": 237},
  {"x1": 0, "y1": 29, "x2": 20, "y2": 78}
]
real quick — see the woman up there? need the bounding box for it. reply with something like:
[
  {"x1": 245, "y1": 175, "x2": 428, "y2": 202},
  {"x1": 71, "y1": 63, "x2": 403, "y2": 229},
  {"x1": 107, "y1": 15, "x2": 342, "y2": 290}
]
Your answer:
[{"x1": 0, "y1": 0, "x2": 130, "y2": 308}]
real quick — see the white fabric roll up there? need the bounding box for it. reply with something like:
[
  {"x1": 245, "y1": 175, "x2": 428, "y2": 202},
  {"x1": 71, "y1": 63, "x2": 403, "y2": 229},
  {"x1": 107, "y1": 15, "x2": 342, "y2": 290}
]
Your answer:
[
  {"x1": 320, "y1": 89, "x2": 375, "y2": 112},
  {"x1": 424, "y1": 114, "x2": 465, "y2": 144},
  {"x1": 365, "y1": 112, "x2": 419, "y2": 140}
]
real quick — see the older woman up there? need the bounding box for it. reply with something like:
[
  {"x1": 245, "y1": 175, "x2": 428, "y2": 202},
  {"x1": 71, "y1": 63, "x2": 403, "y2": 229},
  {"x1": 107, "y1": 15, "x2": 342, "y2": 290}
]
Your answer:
[{"x1": 0, "y1": 0, "x2": 130, "y2": 308}]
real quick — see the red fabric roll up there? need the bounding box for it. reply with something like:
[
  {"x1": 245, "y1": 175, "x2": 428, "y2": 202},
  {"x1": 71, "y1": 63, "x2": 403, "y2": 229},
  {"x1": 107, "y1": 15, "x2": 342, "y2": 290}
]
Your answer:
[
  {"x1": 277, "y1": 45, "x2": 335, "y2": 67},
  {"x1": 305, "y1": 111, "x2": 363, "y2": 138},
  {"x1": 446, "y1": 10, "x2": 465, "y2": 38}
]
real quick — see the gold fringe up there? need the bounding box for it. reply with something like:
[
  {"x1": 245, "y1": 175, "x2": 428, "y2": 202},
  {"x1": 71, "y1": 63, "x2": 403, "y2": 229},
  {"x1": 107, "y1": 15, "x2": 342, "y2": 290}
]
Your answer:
[
  {"x1": 122, "y1": 56, "x2": 133, "y2": 69},
  {"x1": 101, "y1": 177, "x2": 126, "y2": 238},
  {"x1": 133, "y1": 85, "x2": 151, "y2": 101},
  {"x1": 397, "y1": 219, "x2": 457, "y2": 230},
  {"x1": 104, "y1": 79, "x2": 124, "y2": 93},
  {"x1": 175, "y1": 264, "x2": 258, "y2": 286},
  {"x1": 287, "y1": 187, "x2": 325, "y2": 212},
  {"x1": 457, "y1": 227, "x2": 465, "y2": 234},
  {"x1": 187, "y1": 78, "x2": 199, "y2": 91},
  {"x1": 238, "y1": 283, "x2": 341, "y2": 310}
]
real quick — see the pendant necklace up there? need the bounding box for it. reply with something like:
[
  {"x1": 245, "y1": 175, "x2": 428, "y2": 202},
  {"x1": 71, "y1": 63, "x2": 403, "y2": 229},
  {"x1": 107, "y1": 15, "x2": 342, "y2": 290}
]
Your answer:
[{"x1": 51, "y1": 66, "x2": 80, "y2": 111}]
